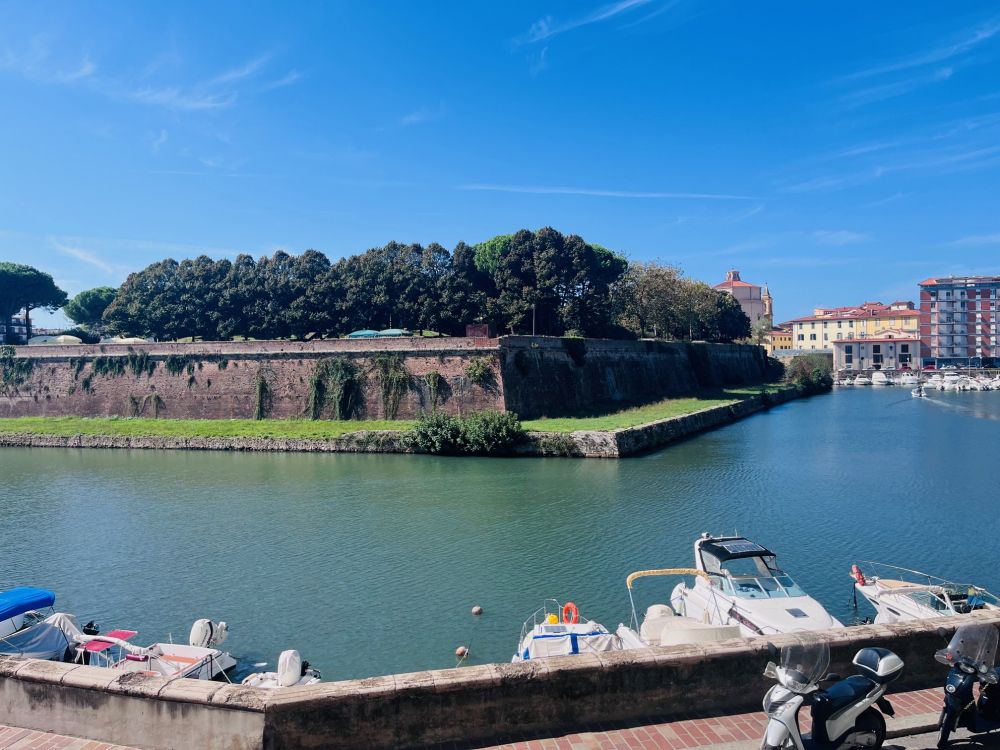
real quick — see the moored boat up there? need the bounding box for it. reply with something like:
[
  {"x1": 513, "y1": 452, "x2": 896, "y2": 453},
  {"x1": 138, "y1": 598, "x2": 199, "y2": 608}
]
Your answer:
[
  {"x1": 670, "y1": 534, "x2": 843, "y2": 636},
  {"x1": 241, "y1": 650, "x2": 321, "y2": 688},
  {"x1": 851, "y1": 562, "x2": 1000, "y2": 624},
  {"x1": 616, "y1": 568, "x2": 741, "y2": 647},
  {"x1": 512, "y1": 599, "x2": 623, "y2": 661},
  {"x1": 871, "y1": 371, "x2": 891, "y2": 386}
]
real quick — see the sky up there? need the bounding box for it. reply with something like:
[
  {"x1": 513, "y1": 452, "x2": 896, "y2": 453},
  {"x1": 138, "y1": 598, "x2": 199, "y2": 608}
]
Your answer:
[{"x1": 2, "y1": 1, "x2": 999, "y2": 328}]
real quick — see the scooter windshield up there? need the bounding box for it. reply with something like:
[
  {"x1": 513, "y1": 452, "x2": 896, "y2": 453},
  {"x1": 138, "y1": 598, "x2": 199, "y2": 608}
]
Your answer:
[
  {"x1": 779, "y1": 639, "x2": 830, "y2": 692},
  {"x1": 934, "y1": 624, "x2": 999, "y2": 673}
]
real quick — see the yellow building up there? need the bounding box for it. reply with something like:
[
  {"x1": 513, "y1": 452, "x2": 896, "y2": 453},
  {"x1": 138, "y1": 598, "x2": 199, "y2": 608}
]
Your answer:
[
  {"x1": 764, "y1": 325, "x2": 793, "y2": 355},
  {"x1": 789, "y1": 301, "x2": 919, "y2": 351}
]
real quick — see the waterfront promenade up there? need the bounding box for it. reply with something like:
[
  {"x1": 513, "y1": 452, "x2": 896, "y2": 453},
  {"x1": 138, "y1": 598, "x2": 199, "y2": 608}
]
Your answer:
[{"x1": 0, "y1": 686, "x2": 946, "y2": 749}]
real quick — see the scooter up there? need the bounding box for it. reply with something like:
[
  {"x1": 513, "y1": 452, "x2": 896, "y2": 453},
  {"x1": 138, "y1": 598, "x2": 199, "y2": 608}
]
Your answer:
[
  {"x1": 935, "y1": 623, "x2": 1000, "y2": 748},
  {"x1": 761, "y1": 638, "x2": 903, "y2": 750}
]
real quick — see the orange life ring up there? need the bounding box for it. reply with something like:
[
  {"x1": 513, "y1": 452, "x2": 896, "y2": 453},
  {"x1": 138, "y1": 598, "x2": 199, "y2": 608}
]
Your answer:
[{"x1": 562, "y1": 601, "x2": 580, "y2": 624}]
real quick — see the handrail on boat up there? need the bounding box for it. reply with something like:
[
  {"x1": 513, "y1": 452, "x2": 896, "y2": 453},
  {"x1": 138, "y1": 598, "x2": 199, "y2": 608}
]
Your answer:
[{"x1": 626, "y1": 568, "x2": 707, "y2": 590}]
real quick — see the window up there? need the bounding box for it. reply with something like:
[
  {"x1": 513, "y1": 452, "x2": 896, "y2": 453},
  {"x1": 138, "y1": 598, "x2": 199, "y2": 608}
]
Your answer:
[
  {"x1": 837, "y1": 320, "x2": 842, "y2": 328},
  {"x1": 845, "y1": 345, "x2": 853, "y2": 354},
  {"x1": 845, "y1": 353, "x2": 853, "y2": 364},
  {"x1": 873, "y1": 345, "x2": 881, "y2": 354},
  {"x1": 811, "y1": 322, "x2": 815, "y2": 329},
  {"x1": 809, "y1": 333, "x2": 817, "y2": 340},
  {"x1": 797, "y1": 334, "x2": 804, "y2": 341},
  {"x1": 901, "y1": 344, "x2": 909, "y2": 353}
]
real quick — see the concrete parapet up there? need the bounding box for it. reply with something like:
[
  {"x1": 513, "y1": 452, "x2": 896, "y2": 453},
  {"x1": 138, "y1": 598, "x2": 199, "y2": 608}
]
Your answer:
[{"x1": 3, "y1": 614, "x2": 995, "y2": 749}]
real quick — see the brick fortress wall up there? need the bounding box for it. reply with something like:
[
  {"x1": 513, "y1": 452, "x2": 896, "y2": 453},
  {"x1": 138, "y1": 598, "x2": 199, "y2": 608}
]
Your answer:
[{"x1": 1, "y1": 337, "x2": 768, "y2": 421}]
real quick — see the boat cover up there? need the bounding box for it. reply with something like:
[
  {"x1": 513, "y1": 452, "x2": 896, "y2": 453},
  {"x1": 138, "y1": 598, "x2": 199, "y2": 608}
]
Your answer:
[
  {"x1": 0, "y1": 587, "x2": 56, "y2": 622},
  {"x1": 0, "y1": 622, "x2": 72, "y2": 660},
  {"x1": 522, "y1": 629, "x2": 619, "y2": 660}
]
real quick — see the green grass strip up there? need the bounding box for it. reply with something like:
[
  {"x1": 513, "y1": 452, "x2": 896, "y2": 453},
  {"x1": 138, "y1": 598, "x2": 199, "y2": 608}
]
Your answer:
[
  {"x1": 521, "y1": 384, "x2": 793, "y2": 433},
  {"x1": 0, "y1": 417, "x2": 413, "y2": 440}
]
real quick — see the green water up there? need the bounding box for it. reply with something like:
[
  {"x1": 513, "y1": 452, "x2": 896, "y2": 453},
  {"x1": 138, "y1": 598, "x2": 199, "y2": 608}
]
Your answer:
[{"x1": 1, "y1": 388, "x2": 998, "y2": 680}]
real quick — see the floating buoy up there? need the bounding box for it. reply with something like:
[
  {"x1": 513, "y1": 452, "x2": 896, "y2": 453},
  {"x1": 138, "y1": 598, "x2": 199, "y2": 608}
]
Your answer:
[
  {"x1": 471, "y1": 605, "x2": 483, "y2": 616},
  {"x1": 455, "y1": 646, "x2": 469, "y2": 658}
]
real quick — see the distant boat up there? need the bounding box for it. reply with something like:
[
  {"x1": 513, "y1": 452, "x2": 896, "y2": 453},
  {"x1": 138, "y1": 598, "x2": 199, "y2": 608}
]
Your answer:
[
  {"x1": 854, "y1": 374, "x2": 872, "y2": 385},
  {"x1": 871, "y1": 371, "x2": 891, "y2": 386}
]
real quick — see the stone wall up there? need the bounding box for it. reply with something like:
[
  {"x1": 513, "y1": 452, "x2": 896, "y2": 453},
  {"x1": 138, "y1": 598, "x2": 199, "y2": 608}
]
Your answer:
[
  {"x1": 1, "y1": 614, "x2": 992, "y2": 750},
  {"x1": 499, "y1": 338, "x2": 768, "y2": 419},
  {"x1": 1, "y1": 337, "x2": 768, "y2": 422},
  {"x1": 0, "y1": 338, "x2": 503, "y2": 420}
]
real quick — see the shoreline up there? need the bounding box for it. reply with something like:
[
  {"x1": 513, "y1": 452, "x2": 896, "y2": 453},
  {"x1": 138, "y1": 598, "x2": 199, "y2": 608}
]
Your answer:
[{"x1": 0, "y1": 387, "x2": 809, "y2": 458}]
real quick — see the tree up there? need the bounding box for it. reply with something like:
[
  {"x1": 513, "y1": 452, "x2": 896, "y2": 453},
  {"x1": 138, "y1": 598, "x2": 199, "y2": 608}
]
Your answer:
[
  {"x1": 750, "y1": 318, "x2": 771, "y2": 346},
  {"x1": 614, "y1": 261, "x2": 685, "y2": 338},
  {"x1": 64, "y1": 287, "x2": 118, "y2": 335},
  {"x1": 0, "y1": 263, "x2": 68, "y2": 342}
]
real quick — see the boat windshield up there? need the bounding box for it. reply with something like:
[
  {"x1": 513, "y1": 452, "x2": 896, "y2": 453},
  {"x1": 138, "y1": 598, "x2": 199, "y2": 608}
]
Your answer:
[{"x1": 710, "y1": 555, "x2": 807, "y2": 599}]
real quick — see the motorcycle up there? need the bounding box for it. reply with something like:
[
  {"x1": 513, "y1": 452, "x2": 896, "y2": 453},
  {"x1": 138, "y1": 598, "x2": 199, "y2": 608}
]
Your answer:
[
  {"x1": 935, "y1": 623, "x2": 1000, "y2": 748},
  {"x1": 761, "y1": 637, "x2": 903, "y2": 750}
]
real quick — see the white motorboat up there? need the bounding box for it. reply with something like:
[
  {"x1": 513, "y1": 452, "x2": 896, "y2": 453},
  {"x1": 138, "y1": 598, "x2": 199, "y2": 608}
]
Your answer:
[
  {"x1": 616, "y1": 569, "x2": 741, "y2": 648},
  {"x1": 513, "y1": 599, "x2": 625, "y2": 661},
  {"x1": 851, "y1": 562, "x2": 1000, "y2": 624},
  {"x1": 911, "y1": 385, "x2": 926, "y2": 398},
  {"x1": 72, "y1": 618, "x2": 236, "y2": 680},
  {"x1": 899, "y1": 373, "x2": 919, "y2": 386},
  {"x1": 241, "y1": 650, "x2": 321, "y2": 688},
  {"x1": 871, "y1": 371, "x2": 891, "y2": 386},
  {"x1": 670, "y1": 535, "x2": 843, "y2": 637},
  {"x1": 854, "y1": 374, "x2": 872, "y2": 385}
]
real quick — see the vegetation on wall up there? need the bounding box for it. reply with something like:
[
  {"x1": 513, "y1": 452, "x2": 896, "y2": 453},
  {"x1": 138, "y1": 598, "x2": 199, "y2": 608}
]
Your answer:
[
  {"x1": 406, "y1": 410, "x2": 523, "y2": 455},
  {"x1": 424, "y1": 370, "x2": 442, "y2": 411},
  {"x1": 307, "y1": 357, "x2": 362, "y2": 420},
  {"x1": 371, "y1": 354, "x2": 410, "y2": 419},
  {"x1": 0, "y1": 346, "x2": 34, "y2": 392},
  {"x1": 163, "y1": 355, "x2": 191, "y2": 376},
  {"x1": 253, "y1": 368, "x2": 273, "y2": 420},
  {"x1": 463, "y1": 356, "x2": 493, "y2": 387}
]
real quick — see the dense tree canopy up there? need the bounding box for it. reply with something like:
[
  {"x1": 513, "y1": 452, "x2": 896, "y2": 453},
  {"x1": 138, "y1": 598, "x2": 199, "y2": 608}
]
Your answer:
[
  {"x1": 101, "y1": 228, "x2": 750, "y2": 344},
  {"x1": 0, "y1": 262, "x2": 68, "y2": 342},
  {"x1": 64, "y1": 287, "x2": 118, "y2": 333}
]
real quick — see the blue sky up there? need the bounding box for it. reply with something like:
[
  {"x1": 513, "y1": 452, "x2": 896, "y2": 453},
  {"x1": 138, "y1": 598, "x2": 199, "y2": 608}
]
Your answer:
[{"x1": 2, "y1": 1, "x2": 999, "y2": 327}]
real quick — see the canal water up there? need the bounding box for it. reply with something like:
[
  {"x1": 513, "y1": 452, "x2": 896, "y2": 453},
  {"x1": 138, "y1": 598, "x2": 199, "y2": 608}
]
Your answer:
[{"x1": 2, "y1": 388, "x2": 997, "y2": 680}]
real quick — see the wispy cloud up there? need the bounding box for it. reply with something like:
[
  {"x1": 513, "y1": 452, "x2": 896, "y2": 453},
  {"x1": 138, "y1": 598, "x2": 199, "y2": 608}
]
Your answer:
[
  {"x1": 149, "y1": 129, "x2": 169, "y2": 153},
  {"x1": 951, "y1": 232, "x2": 1000, "y2": 246},
  {"x1": 841, "y1": 17, "x2": 1000, "y2": 82},
  {"x1": 839, "y1": 67, "x2": 955, "y2": 108},
  {"x1": 517, "y1": 0, "x2": 654, "y2": 44},
  {"x1": 208, "y1": 54, "x2": 270, "y2": 86},
  {"x1": 0, "y1": 37, "x2": 96, "y2": 85},
  {"x1": 54, "y1": 241, "x2": 116, "y2": 274},
  {"x1": 399, "y1": 106, "x2": 443, "y2": 127},
  {"x1": 812, "y1": 230, "x2": 870, "y2": 246},
  {"x1": 725, "y1": 203, "x2": 765, "y2": 222},
  {"x1": 259, "y1": 69, "x2": 301, "y2": 92},
  {"x1": 459, "y1": 183, "x2": 753, "y2": 199},
  {"x1": 127, "y1": 86, "x2": 237, "y2": 111}
]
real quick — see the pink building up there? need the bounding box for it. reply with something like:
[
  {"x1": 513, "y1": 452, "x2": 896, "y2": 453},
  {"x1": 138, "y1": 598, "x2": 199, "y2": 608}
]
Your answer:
[{"x1": 714, "y1": 269, "x2": 771, "y2": 327}]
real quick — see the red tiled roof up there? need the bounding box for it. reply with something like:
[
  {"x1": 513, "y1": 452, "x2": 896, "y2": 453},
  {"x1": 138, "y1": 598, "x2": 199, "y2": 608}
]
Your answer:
[
  {"x1": 918, "y1": 278, "x2": 938, "y2": 286},
  {"x1": 713, "y1": 280, "x2": 756, "y2": 289},
  {"x1": 790, "y1": 308, "x2": 920, "y2": 323}
]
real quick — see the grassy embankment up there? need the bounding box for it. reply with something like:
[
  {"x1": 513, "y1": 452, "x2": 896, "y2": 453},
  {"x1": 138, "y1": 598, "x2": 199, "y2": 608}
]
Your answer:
[{"x1": 0, "y1": 385, "x2": 793, "y2": 439}]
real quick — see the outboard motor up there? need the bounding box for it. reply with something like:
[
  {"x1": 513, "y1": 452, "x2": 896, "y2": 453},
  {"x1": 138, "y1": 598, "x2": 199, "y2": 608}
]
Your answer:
[
  {"x1": 189, "y1": 619, "x2": 229, "y2": 648},
  {"x1": 83, "y1": 621, "x2": 100, "y2": 636},
  {"x1": 277, "y1": 649, "x2": 303, "y2": 688}
]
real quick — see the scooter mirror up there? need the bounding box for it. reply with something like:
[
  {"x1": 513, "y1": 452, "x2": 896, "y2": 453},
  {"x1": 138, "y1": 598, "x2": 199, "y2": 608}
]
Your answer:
[{"x1": 763, "y1": 662, "x2": 778, "y2": 679}]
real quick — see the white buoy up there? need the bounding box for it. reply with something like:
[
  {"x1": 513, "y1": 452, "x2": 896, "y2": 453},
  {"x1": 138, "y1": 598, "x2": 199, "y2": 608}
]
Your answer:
[
  {"x1": 471, "y1": 605, "x2": 483, "y2": 616},
  {"x1": 455, "y1": 646, "x2": 469, "y2": 658}
]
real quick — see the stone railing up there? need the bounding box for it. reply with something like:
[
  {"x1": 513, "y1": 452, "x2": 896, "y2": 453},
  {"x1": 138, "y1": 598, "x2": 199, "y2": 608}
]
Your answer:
[{"x1": 3, "y1": 613, "x2": 995, "y2": 750}]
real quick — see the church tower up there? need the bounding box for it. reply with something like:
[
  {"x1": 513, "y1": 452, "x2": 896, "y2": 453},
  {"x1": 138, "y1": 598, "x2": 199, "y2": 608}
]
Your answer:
[{"x1": 762, "y1": 283, "x2": 773, "y2": 323}]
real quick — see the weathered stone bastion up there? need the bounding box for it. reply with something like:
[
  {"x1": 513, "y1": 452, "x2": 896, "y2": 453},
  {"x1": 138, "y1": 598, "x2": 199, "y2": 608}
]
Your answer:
[
  {"x1": 0, "y1": 614, "x2": 990, "y2": 750},
  {"x1": 0, "y1": 337, "x2": 768, "y2": 421}
]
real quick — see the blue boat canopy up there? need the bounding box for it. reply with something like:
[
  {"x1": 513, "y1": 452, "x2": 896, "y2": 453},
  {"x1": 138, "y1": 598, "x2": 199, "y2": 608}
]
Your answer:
[
  {"x1": 347, "y1": 329, "x2": 379, "y2": 338},
  {"x1": 0, "y1": 587, "x2": 56, "y2": 622},
  {"x1": 375, "y1": 328, "x2": 411, "y2": 337}
]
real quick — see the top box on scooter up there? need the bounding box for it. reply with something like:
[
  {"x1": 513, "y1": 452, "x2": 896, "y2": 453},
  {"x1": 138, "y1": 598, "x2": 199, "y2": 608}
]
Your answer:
[{"x1": 854, "y1": 647, "x2": 904, "y2": 685}]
